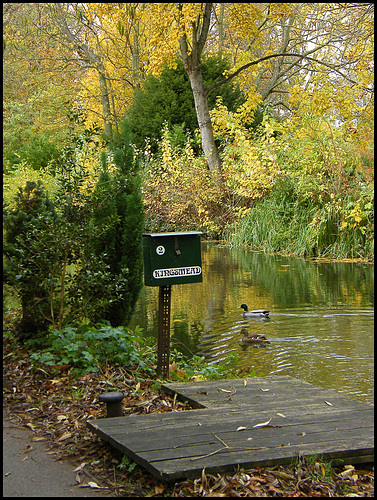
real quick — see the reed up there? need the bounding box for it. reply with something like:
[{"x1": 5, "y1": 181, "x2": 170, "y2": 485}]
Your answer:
[{"x1": 225, "y1": 195, "x2": 373, "y2": 261}]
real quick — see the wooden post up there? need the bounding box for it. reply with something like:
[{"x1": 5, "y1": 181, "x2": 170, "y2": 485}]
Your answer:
[{"x1": 157, "y1": 285, "x2": 171, "y2": 378}]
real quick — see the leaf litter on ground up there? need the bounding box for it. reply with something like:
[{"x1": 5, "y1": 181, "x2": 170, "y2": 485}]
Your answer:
[{"x1": 3, "y1": 336, "x2": 374, "y2": 497}]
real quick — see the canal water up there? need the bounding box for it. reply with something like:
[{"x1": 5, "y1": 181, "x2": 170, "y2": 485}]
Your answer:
[{"x1": 129, "y1": 241, "x2": 374, "y2": 405}]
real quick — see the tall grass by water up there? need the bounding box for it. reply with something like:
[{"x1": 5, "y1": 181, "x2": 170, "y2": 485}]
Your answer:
[{"x1": 224, "y1": 195, "x2": 374, "y2": 261}]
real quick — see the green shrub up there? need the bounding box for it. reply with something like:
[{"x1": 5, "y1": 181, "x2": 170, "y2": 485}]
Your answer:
[
  {"x1": 3, "y1": 117, "x2": 145, "y2": 339},
  {"x1": 29, "y1": 323, "x2": 156, "y2": 376},
  {"x1": 3, "y1": 181, "x2": 60, "y2": 340}
]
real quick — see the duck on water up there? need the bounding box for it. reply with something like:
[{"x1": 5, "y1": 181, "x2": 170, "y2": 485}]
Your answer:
[
  {"x1": 240, "y1": 304, "x2": 270, "y2": 318},
  {"x1": 240, "y1": 328, "x2": 270, "y2": 345}
]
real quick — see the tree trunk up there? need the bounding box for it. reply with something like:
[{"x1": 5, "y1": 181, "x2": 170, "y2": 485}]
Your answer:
[
  {"x1": 178, "y1": 3, "x2": 222, "y2": 181},
  {"x1": 187, "y1": 68, "x2": 223, "y2": 179},
  {"x1": 98, "y1": 65, "x2": 113, "y2": 138}
]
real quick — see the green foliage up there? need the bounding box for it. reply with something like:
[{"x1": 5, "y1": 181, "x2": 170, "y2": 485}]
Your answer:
[
  {"x1": 4, "y1": 133, "x2": 61, "y2": 171},
  {"x1": 215, "y1": 112, "x2": 374, "y2": 260},
  {"x1": 3, "y1": 162, "x2": 57, "y2": 210},
  {"x1": 140, "y1": 109, "x2": 373, "y2": 258},
  {"x1": 127, "y1": 56, "x2": 244, "y2": 153},
  {"x1": 90, "y1": 118, "x2": 145, "y2": 326},
  {"x1": 118, "y1": 456, "x2": 137, "y2": 472},
  {"x1": 29, "y1": 322, "x2": 156, "y2": 376},
  {"x1": 225, "y1": 189, "x2": 374, "y2": 260},
  {"x1": 3, "y1": 181, "x2": 59, "y2": 340},
  {"x1": 168, "y1": 350, "x2": 254, "y2": 382},
  {"x1": 26, "y1": 322, "x2": 247, "y2": 381},
  {"x1": 3, "y1": 101, "x2": 65, "y2": 172},
  {"x1": 3, "y1": 115, "x2": 145, "y2": 340}
]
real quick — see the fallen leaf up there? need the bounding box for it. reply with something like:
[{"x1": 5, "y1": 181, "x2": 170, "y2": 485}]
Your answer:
[
  {"x1": 26, "y1": 422, "x2": 36, "y2": 431},
  {"x1": 237, "y1": 426, "x2": 247, "y2": 431},
  {"x1": 219, "y1": 388, "x2": 232, "y2": 393},
  {"x1": 325, "y1": 400, "x2": 333, "y2": 406},
  {"x1": 74, "y1": 462, "x2": 87, "y2": 472},
  {"x1": 300, "y1": 432, "x2": 306, "y2": 437},
  {"x1": 269, "y1": 484, "x2": 285, "y2": 494},
  {"x1": 261, "y1": 388, "x2": 270, "y2": 392},
  {"x1": 272, "y1": 470, "x2": 295, "y2": 480},
  {"x1": 253, "y1": 418, "x2": 272, "y2": 429},
  {"x1": 243, "y1": 379, "x2": 248, "y2": 387},
  {"x1": 155, "y1": 484, "x2": 165, "y2": 494},
  {"x1": 276, "y1": 413, "x2": 286, "y2": 418},
  {"x1": 88, "y1": 481, "x2": 100, "y2": 489},
  {"x1": 58, "y1": 431, "x2": 72, "y2": 441},
  {"x1": 339, "y1": 467, "x2": 356, "y2": 478}
]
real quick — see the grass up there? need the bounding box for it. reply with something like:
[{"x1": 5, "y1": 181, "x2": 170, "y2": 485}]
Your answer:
[{"x1": 224, "y1": 194, "x2": 374, "y2": 261}]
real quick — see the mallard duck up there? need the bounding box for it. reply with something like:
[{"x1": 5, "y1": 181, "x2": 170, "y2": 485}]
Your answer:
[
  {"x1": 240, "y1": 328, "x2": 269, "y2": 344},
  {"x1": 240, "y1": 304, "x2": 269, "y2": 318}
]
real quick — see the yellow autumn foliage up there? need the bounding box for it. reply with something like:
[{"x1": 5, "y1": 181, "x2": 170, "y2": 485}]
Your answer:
[
  {"x1": 141, "y1": 126, "x2": 221, "y2": 233},
  {"x1": 3, "y1": 163, "x2": 58, "y2": 210},
  {"x1": 210, "y1": 99, "x2": 277, "y2": 201}
]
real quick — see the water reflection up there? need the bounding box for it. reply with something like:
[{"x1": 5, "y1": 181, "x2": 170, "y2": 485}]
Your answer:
[{"x1": 129, "y1": 241, "x2": 374, "y2": 404}]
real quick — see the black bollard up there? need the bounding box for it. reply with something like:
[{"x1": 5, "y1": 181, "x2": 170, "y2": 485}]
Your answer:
[{"x1": 99, "y1": 392, "x2": 124, "y2": 418}]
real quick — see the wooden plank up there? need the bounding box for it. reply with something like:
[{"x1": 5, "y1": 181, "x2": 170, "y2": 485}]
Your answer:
[
  {"x1": 87, "y1": 376, "x2": 374, "y2": 481},
  {"x1": 97, "y1": 414, "x2": 373, "y2": 453},
  {"x1": 89, "y1": 407, "x2": 373, "y2": 456},
  {"x1": 91, "y1": 403, "x2": 373, "y2": 434},
  {"x1": 148, "y1": 438, "x2": 374, "y2": 481},
  {"x1": 161, "y1": 376, "x2": 371, "y2": 410}
]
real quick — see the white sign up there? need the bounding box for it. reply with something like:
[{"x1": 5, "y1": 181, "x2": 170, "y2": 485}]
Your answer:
[
  {"x1": 153, "y1": 266, "x2": 202, "y2": 279},
  {"x1": 156, "y1": 245, "x2": 165, "y2": 255}
]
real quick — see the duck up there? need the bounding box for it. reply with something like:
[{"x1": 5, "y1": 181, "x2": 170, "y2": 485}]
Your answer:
[
  {"x1": 240, "y1": 304, "x2": 270, "y2": 318},
  {"x1": 240, "y1": 328, "x2": 270, "y2": 344}
]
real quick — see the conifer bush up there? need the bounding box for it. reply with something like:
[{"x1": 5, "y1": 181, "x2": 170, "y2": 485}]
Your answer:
[
  {"x1": 3, "y1": 181, "x2": 60, "y2": 340},
  {"x1": 3, "y1": 118, "x2": 145, "y2": 339}
]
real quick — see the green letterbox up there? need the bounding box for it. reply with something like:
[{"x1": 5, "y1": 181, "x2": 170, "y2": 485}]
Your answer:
[{"x1": 142, "y1": 232, "x2": 203, "y2": 287}]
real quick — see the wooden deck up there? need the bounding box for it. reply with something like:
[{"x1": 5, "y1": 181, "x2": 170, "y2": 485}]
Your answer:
[{"x1": 87, "y1": 375, "x2": 374, "y2": 481}]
